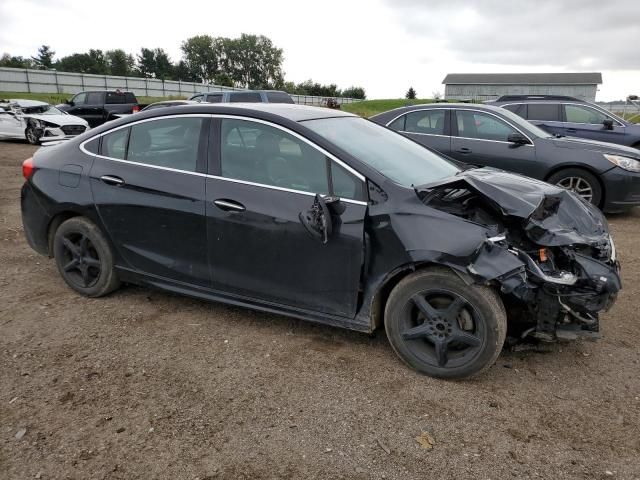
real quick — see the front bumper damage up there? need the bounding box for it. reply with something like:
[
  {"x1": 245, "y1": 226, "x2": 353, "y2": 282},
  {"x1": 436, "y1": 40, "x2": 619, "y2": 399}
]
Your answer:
[{"x1": 416, "y1": 168, "x2": 622, "y2": 343}]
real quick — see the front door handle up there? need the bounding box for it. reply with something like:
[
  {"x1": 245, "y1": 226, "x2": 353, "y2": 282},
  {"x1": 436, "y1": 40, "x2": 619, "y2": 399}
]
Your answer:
[
  {"x1": 214, "y1": 199, "x2": 246, "y2": 212},
  {"x1": 100, "y1": 175, "x2": 125, "y2": 186},
  {"x1": 455, "y1": 147, "x2": 472, "y2": 154}
]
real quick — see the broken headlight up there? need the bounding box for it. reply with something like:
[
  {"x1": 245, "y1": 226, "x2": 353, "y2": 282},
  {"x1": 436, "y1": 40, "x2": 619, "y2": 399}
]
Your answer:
[{"x1": 604, "y1": 154, "x2": 640, "y2": 173}]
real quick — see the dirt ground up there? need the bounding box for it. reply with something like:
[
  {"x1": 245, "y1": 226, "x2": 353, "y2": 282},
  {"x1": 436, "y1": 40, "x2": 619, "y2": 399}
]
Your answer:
[{"x1": 1, "y1": 140, "x2": 639, "y2": 480}]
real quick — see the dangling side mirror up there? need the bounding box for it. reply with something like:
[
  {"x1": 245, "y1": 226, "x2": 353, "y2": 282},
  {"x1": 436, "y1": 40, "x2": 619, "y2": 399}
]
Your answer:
[{"x1": 299, "y1": 194, "x2": 333, "y2": 244}]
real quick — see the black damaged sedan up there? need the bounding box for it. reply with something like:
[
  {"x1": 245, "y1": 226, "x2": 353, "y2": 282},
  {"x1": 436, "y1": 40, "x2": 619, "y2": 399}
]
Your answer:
[{"x1": 21, "y1": 104, "x2": 621, "y2": 379}]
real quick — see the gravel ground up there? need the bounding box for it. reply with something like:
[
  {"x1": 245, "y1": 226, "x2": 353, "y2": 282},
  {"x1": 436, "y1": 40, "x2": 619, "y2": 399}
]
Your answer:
[{"x1": 1, "y1": 141, "x2": 639, "y2": 480}]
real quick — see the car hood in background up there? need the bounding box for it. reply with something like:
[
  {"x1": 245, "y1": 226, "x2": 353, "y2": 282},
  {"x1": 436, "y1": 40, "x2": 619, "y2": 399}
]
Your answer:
[
  {"x1": 24, "y1": 113, "x2": 88, "y2": 127},
  {"x1": 550, "y1": 136, "x2": 640, "y2": 158},
  {"x1": 416, "y1": 168, "x2": 608, "y2": 247}
]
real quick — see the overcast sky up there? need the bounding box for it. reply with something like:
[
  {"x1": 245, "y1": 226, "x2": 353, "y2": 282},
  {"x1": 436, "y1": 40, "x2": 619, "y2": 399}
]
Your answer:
[{"x1": 1, "y1": 0, "x2": 638, "y2": 100}]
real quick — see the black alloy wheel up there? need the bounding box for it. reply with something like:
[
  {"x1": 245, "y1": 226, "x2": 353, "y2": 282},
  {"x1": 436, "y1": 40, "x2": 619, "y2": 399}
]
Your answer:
[{"x1": 385, "y1": 268, "x2": 506, "y2": 379}]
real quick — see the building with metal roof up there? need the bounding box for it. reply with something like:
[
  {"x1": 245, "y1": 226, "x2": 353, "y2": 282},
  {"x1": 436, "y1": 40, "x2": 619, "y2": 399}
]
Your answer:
[{"x1": 442, "y1": 73, "x2": 602, "y2": 101}]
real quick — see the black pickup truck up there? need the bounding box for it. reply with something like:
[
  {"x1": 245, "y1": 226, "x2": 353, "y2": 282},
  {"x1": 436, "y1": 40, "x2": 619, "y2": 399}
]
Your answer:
[{"x1": 57, "y1": 91, "x2": 141, "y2": 127}]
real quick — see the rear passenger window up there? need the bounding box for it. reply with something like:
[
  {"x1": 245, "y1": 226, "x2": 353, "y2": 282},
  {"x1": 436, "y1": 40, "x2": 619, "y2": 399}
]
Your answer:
[
  {"x1": 126, "y1": 117, "x2": 205, "y2": 172},
  {"x1": 101, "y1": 128, "x2": 129, "y2": 160},
  {"x1": 527, "y1": 103, "x2": 560, "y2": 121},
  {"x1": 405, "y1": 110, "x2": 445, "y2": 135},
  {"x1": 503, "y1": 104, "x2": 526, "y2": 118},
  {"x1": 206, "y1": 94, "x2": 223, "y2": 103},
  {"x1": 84, "y1": 137, "x2": 100, "y2": 155},
  {"x1": 229, "y1": 92, "x2": 262, "y2": 103},
  {"x1": 388, "y1": 115, "x2": 406, "y2": 131},
  {"x1": 266, "y1": 92, "x2": 295, "y2": 104}
]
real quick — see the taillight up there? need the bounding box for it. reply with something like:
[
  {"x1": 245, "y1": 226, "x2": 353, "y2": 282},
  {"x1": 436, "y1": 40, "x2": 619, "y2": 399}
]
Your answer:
[
  {"x1": 22, "y1": 157, "x2": 35, "y2": 180},
  {"x1": 132, "y1": 105, "x2": 140, "y2": 113}
]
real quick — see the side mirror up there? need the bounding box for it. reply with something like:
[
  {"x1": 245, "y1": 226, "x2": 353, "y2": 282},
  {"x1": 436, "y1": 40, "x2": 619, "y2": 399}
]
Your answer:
[
  {"x1": 299, "y1": 194, "x2": 334, "y2": 244},
  {"x1": 66, "y1": 99, "x2": 73, "y2": 106},
  {"x1": 603, "y1": 118, "x2": 614, "y2": 130},
  {"x1": 507, "y1": 132, "x2": 529, "y2": 146}
]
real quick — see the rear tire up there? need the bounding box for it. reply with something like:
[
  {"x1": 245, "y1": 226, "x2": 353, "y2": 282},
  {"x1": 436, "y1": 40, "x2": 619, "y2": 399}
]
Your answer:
[
  {"x1": 384, "y1": 268, "x2": 506, "y2": 379},
  {"x1": 547, "y1": 168, "x2": 602, "y2": 207},
  {"x1": 53, "y1": 217, "x2": 120, "y2": 297}
]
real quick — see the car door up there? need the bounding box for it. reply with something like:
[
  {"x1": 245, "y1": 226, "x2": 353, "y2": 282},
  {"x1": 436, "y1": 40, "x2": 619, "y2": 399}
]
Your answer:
[
  {"x1": 450, "y1": 109, "x2": 538, "y2": 176},
  {"x1": 0, "y1": 108, "x2": 24, "y2": 137},
  {"x1": 387, "y1": 109, "x2": 451, "y2": 154},
  {"x1": 65, "y1": 92, "x2": 88, "y2": 118},
  {"x1": 84, "y1": 92, "x2": 107, "y2": 126},
  {"x1": 89, "y1": 115, "x2": 211, "y2": 286},
  {"x1": 561, "y1": 103, "x2": 627, "y2": 143},
  {"x1": 205, "y1": 117, "x2": 368, "y2": 318}
]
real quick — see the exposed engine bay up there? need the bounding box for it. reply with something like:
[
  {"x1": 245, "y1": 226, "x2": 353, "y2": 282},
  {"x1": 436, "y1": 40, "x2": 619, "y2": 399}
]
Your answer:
[{"x1": 415, "y1": 168, "x2": 621, "y2": 343}]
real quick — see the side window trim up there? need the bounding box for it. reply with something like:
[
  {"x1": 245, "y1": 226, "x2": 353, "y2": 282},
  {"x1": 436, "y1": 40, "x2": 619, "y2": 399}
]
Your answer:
[
  {"x1": 386, "y1": 108, "x2": 450, "y2": 137},
  {"x1": 451, "y1": 109, "x2": 534, "y2": 145}
]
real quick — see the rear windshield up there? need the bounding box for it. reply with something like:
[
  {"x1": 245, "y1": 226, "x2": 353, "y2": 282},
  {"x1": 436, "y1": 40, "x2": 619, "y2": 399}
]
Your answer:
[
  {"x1": 125, "y1": 92, "x2": 137, "y2": 103},
  {"x1": 266, "y1": 92, "x2": 295, "y2": 104},
  {"x1": 106, "y1": 92, "x2": 126, "y2": 104},
  {"x1": 229, "y1": 92, "x2": 262, "y2": 103}
]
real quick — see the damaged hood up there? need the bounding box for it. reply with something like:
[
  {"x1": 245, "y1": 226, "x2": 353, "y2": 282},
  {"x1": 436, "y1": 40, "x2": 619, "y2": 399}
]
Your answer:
[
  {"x1": 416, "y1": 168, "x2": 609, "y2": 247},
  {"x1": 20, "y1": 113, "x2": 88, "y2": 127}
]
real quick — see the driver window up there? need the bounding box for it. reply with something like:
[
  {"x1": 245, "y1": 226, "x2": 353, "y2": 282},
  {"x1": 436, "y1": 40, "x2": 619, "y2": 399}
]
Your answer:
[
  {"x1": 220, "y1": 119, "x2": 329, "y2": 195},
  {"x1": 73, "y1": 93, "x2": 87, "y2": 105},
  {"x1": 456, "y1": 110, "x2": 517, "y2": 142},
  {"x1": 564, "y1": 104, "x2": 610, "y2": 125}
]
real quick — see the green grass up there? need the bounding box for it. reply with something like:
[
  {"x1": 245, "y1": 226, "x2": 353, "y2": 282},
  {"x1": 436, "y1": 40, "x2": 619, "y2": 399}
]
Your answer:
[
  {"x1": 0, "y1": 91, "x2": 186, "y2": 105},
  {"x1": 342, "y1": 98, "x2": 440, "y2": 118}
]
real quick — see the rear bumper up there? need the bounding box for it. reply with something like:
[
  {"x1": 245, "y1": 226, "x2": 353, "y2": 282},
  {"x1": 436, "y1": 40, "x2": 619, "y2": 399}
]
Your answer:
[
  {"x1": 21, "y1": 182, "x2": 51, "y2": 255},
  {"x1": 601, "y1": 167, "x2": 640, "y2": 212}
]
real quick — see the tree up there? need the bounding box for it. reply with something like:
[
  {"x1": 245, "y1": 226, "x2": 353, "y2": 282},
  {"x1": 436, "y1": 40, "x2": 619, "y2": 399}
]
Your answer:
[
  {"x1": 55, "y1": 49, "x2": 107, "y2": 74},
  {"x1": 31, "y1": 45, "x2": 55, "y2": 69},
  {"x1": 180, "y1": 35, "x2": 219, "y2": 83},
  {"x1": 342, "y1": 86, "x2": 366, "y2": 99},
  {"x1": 172, "y1": 60, "x2": 193, "y2": 82},
  {"x1": 432, "y1": 90, "x2": 442, "y2": 101},
  {"x1": 153, "y1": 49, "x2": 173, "y2": 80},
  {"x1": 137, "y1": 48, "x2": 156, "y2": 77},
  {"x1": 0, "y1": 53, "x2": 33, "y2": 68},
  {"x1": 222, "y1": 34, "x2": 284, "y2": 89},
  {"x1": 406, "y1": 87, "x2": 417, "y2": 99},
  {"x1": 106, "y1": 49, "x2": 134, "y2": 76}
]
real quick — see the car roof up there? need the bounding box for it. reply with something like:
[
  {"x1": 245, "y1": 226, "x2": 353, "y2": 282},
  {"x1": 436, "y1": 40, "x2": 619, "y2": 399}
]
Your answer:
[
  {"x1": 171, "y1": 103, "x2": 356, "y2": 122},
  {"x1": 148, "y1": 100, "x2": 199, "y2": 106},
  {"x1": 372, "y1": 102, "x2": 507, "y2": 116},
  {"x1": 193, "y1": 90, "x2": 290, "y2": 95},
  {"x1": 8, "y1": 99, "x2": 49, "y2": 107}
]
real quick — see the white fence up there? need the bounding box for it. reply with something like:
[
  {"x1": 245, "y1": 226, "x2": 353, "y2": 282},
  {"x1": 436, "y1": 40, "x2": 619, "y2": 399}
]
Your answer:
[{"x1": 0, "y1": 67, "x2": 363, "y2": 106}]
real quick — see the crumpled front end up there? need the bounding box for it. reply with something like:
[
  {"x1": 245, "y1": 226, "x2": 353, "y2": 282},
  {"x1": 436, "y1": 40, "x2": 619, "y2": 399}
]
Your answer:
[{"x1": 415, "y1": 168, "x2": 621, "y2": 343}]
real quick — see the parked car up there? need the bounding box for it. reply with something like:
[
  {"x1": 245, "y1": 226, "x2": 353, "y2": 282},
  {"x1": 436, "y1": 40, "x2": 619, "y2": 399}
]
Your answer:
[
  {"x1": 0, "y1": 99, "x2": 89, "y2": 144},
  {"x1": 486, "y1": 95, "x2": 640, "y2": 149},
  {"x1": 189, "y1": 90, "x2": 295, "y2": 104},
  {"x1": 57, "y1": 90, "x2": 141, "y2": 127},
  {"x1": 140, "y1": 100, "x2": 200, "y2": 111},
  {"x1": 20, "y1": 104, "x2": 620, "y2": 379},
  {"x1": 370, "y1": 103, "x2": 640, "y2": 212}
]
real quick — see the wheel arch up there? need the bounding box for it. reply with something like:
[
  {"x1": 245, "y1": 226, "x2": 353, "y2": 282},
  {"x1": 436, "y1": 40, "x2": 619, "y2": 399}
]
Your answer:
[{"x1": 46, "y1": 210, "x2": 86, "y2": 257}]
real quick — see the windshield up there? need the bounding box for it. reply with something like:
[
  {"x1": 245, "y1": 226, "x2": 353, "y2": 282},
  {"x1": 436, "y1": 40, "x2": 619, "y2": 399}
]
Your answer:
[
  {"x1": 303, "y1": 117, "x2": 459, "y2": 187},
  {"x1": 19, "y1": 104, "x2": 64, "y2": 116},
  {"x1": 495, "y1": 107, "x2": 552, "y2": 138}
]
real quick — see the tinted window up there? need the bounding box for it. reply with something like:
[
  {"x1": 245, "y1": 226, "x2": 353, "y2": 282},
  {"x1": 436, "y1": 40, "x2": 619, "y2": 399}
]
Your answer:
[
  {"x1": 84, "y1": 137, "x2": 100, "y2": 154},
  {"x1": 527, "y1": 103, "x2": 560, "y2": 121},
  {"x1": 229, "y1": 92, "x2": 262, "y2": 103},
  {"x1": 388, "y1": 115, "x2": 406, "y2": 131},
  {"x1": 205, "y1": 94, "x2": 223, "y2": 103},
  {"x1": 304, "y1": 117, "x2": 459, "y2": 188},
  {"x1": 86, "y1": 92, "x2": 103, "y2": 104},
  {"x1": 72, "y1": 93, "x2": 87, "y2": 105},
  {"x1": 455, "y1": 110, "x2": 517, "y2": 142},
  {"x1": 190, "y1": 94, "x2": 204, "y2": 102},
  {"x1": 126, "y1": 117, "x2": 204, "y2": 172},
  {"x1": 331, "y1": 161, "x2": 364, "y2": 200},
  {"x1": 101, "y1": 128, "x2": 129, "y2": 159},
  {"x1": 105, "y1": 92, "x2": 126, "y2": 104},
  {"x1": 564, "y1": 104, "x2": 609, "y2": 124},
  {"x1": 221, "y1": 119, "x2": 329, "y2": 194},
  {"x1": 405, "y1": 110, "x2": 445, "y2": 135},
  {"x1": 124, "y1": 92, "x2": 137, "y2": 103},
  {"x1": 266, "y1": 92, "x2": 295, "y2": 104},
  {"x1": 502, "y1": 103, "x2": 526, "y2": 118}
]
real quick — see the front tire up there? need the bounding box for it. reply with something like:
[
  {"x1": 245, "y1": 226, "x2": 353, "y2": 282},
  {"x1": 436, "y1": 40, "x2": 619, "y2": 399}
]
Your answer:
[
  {"x1": 547, "y1": 168, "x2": 602, "y2": 207},
  {"x1": 53, "y1": 217, "x2": 120, "y2": 297},
  {"x1": 384, "y1": 268, "x2": 506, "y2": 379},
  {"x1": 25, "y1": 126, "x2": 40, "y2": 145}
]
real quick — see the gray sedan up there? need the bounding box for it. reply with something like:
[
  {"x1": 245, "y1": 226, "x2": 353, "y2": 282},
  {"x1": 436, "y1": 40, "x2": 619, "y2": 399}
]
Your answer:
[{"x1": 371, "y1": 103, "x2": 640, "y2": 212}]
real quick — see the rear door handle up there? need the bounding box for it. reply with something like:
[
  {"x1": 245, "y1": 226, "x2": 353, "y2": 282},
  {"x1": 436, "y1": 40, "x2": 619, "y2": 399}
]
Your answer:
[
  {"x1": 455, "y1": 147, "x2": 472, "y2": 154},
  {"x1": 214, "y1": 199, "x2": 245, "y2": 212},
  {"x1": 100, "y1": 175, "x2": 125, "y2": 186}
]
